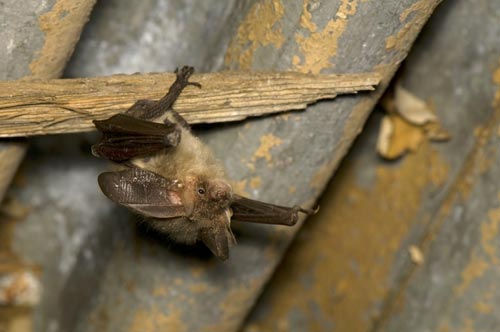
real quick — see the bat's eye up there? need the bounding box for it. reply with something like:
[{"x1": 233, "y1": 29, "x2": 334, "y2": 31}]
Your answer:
[{"x1": 197, "y1": 188, "x2": 206, "y2": 195}]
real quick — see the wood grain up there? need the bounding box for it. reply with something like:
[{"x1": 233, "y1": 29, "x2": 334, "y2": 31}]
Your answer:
[{"x1": 0, "y1": 71, "x2": 380, "y2": 137}]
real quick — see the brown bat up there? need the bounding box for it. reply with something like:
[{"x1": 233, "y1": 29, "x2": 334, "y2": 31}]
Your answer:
[{"x1": 92, "y1": 66, "x2": 315, "y2": 260}]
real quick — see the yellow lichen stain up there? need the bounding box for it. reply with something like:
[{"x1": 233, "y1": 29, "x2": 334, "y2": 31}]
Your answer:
[
  {"x1": 252, "y1": 134, "x2": 283, "y2": 163},
  {"x1": 493, "y1": 63, "x2": 500, "y2": 86},
  {"x1": 385, "y1": 0, "x2": 439, "y2": 52},
  {"x1": 188, "y1": 283, "x2": 210, "y2": 294},
  {"x1": 461, "y1": 317, "x2": 475, "y2": 332},
  {"x1": 277, "y1": 112, "x2": 291, "y2": 121},
  {"x1": 288, "y1": 186, "x2": 296, "y2": 193},
  {"x1": 481, "y1": 201, "x2": 500, "y2": 264},
  {"x1": 205, "y1": 278, "x2": 263, "y2": 332},
  {"x1": 294, "y1": 0, "x2": 359, "y2": 74},
  {"x1": 249, "y1": 176, "x2": 262, "y2": 189},
  {"x1": 243, "y1": 140, "x2": 449, "y2": 332},
  {"x1": 0, "y1": 197, "x2": 38, "y2": 274},
  {"x1": 450, "y1": 62, "x2": 500, "y2": 300},
  {"x1": 455, "y1": 253, "x2": 489, "y2": 296},
  {"x1": 190, "y1": 265, "x2": 205, "y2": 278},
  {"x1": 224, "y1": 0, "x2": 285, "y2": 69},
  {"x1": 299, "y1": 1, "x2": 317, "y2": 32},
  {"x1": 494, "y1": 61, "x2": 500, "y2": 117},
  {"x1": 474, "y1": 301, "x2": 493, "y2": 314},
  {"x1": 232, "y1": 179, "x2": 248, "y2": 196},
  {"x1": 88, "y1": 307, "x2": 110, "y2": 332},
  {"x1": 125, "y1": 279, "x2": 136, "y2": 293},
  {"x1": 452, "y1": 127, "x2": 491, "y2": 200},
  {"x1": 473, "y1": 125, "x2": 497, "y2": 175},
  {"x1": 261, "y1": 224, "x2": 297, "y2": 262},
  {"x1": 152, "y1": 285, "x2": 168, "y2": 297},
  {"x1": 437, "y1": 321, "x2": 451, "y2": 332},
  {"x1": 129, "y1": 306, "x2": 185, "y2": 332},
  {"x1": 30, "y1": 0, "x2": 95, "y2": 78},
  {"x1": 310, "y1": 160, "x2": 335, "y2": 191},
  {"x1": 454, "y1": 56, "x2": 500, "y2": 198},
  {"x1": 246, "y1": 162, "x2": 256, "y2": 173}
]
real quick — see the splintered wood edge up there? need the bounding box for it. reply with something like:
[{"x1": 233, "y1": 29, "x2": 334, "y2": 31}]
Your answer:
[{"x1": 0, "y1": 71, "x2": 381, "y2": 137}]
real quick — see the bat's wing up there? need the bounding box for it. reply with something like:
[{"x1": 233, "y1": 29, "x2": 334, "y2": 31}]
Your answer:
[
  {"x1": 98, "y1": 168, "x2": 186, "y2": 218},
  {"x1": 92, "y1": 113, "x2": 181, "y2": 162},
  {"x1": 230, "y1": 194, "x2": 316, "y2": 226}
]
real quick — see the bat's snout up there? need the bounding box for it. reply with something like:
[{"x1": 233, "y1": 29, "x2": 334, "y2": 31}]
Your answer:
[{"x1": 209, "y1": 181, "x2": 232, "y2": 202}]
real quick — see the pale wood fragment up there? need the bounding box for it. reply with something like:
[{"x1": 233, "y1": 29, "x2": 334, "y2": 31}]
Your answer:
[{"x1": 0, "y1": 71, "x2": 380, "y2": 137}]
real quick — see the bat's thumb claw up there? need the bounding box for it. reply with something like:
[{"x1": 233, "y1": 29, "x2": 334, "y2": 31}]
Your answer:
[
  {"x1": 298, "y1": 205, "x2": 319, "y2": 215},
  {"x1": 91, "y1": 144, "x2": 101, "y2": 158}
]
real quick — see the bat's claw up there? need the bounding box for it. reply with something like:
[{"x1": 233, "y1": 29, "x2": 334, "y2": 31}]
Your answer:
[
  {"x1": 294, "y1": 205, "x2": 319, "y2": 216},
  {"x1": 175, "y1": 66, "x2": 202, "y2": 88}
]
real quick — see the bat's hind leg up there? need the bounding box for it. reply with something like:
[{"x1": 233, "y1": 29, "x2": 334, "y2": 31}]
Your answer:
[
  {"x1": 127, "y1": 66, "x2": 201, "y2": 126},
  {"x1": 124, "y1": 99, "x2": 158, "y2": 120},
  {"x1": 163, "y1": 66, "x2": 201, "y2": 129}
]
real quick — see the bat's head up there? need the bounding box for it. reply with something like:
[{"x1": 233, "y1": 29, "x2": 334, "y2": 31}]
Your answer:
[
  {"x1": 183, "y1": 176, "x2": 235, "y2": 260},
  {"x1": 183, "y1": 176, "x2": 233, "y2": 218}
]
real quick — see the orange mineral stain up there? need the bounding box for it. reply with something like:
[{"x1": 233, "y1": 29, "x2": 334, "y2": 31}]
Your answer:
[
  {"x1": 294, "y1": 0, "x2": 359, "y2": 74},
  {"x1": 385, "y1": 0, "x2": 441, "y2": 52},
  {"x1": 30, "y1": 0, "x2": 95, "y2": 78},
  {"x1": 252, "y1": 134, "x2": 283, "y2": 163},
  {"x1": 224, "y1": 0, "x2": 285, "y2": 69},
  {"x1": 129, "y1": 306, "x2": 185, "y2": 332}
]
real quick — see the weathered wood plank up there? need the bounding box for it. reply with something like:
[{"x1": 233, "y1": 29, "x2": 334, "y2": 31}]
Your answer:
[{"x1": 0, "y1": 71, "x2": 379, "y2": 137}]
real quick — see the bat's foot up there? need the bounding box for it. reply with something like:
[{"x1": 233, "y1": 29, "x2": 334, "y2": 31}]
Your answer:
[{"x1": 174, "y1": 66, "x2": 202, "y2": 89}]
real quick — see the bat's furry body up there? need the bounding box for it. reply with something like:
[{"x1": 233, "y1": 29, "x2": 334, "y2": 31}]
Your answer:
[
  {"x1": 133, "y1": 114, "x2": 235, "y2": 252},
  {"x1": 134, "y1": 115, "x2": 225, "y2": 181}
]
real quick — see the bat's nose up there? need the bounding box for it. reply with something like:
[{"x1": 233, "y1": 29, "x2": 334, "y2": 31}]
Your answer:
[{"x1": 210, "y1": 181, "x2": 232, "y2": 202}]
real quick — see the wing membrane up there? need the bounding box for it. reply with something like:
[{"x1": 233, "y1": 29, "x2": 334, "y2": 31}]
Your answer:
[{"x1": 92, "y1": 114, "x2": 180, "y2": 161}]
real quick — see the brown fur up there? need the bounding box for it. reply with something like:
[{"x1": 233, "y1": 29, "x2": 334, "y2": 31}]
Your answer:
[
  {"x1": 133, "y1": 114, "x2": 226, "y2": 181},
  {"x1": 131, "y1": 115, "x2": 235, "y2": 257}
]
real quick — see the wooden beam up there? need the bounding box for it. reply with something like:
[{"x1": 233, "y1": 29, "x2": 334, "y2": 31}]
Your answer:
[{"x1": 0, "y1": 71, "x2": 380, "y2": 137}]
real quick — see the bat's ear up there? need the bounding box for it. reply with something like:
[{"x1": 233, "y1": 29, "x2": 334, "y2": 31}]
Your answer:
[
  {"x1": 200, "y1": 222, "x2": 235, "y2": 261},
  {"x1": 98, "y1": 168, "x2": 186, "y2": 219}
]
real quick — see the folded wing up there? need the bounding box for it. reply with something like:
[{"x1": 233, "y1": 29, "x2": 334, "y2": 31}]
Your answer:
[{"x1": 98, "y1": 168, "x2": 186, "y2": 219}]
